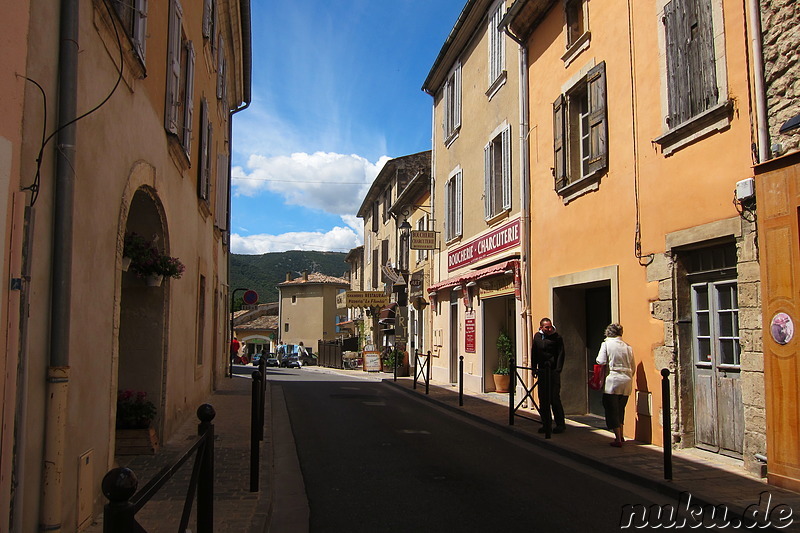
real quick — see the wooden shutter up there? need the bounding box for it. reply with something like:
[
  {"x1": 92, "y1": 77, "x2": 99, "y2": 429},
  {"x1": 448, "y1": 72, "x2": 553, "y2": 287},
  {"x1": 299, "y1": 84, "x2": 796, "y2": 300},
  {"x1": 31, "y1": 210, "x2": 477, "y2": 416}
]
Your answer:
[
  {"x1": 454, "y1": 64, "x2": 462, "y2": 131},
  {"x1": 455, "y1": 171, "x2": 463, "y2": 237},
  {"x1": 214, "y1": 153, "x2": 228, "y2": 229},
  {"x1": 692, "y1": 0, "x2": 718, "y2": 114},
  {"x1": 586, "y1": 61, "x2": 608, "y2": 177},
  {"x1": 553, "y1": 94, "x2": 567, "y2": 190},
  {"x1": 199, "y1": 99, "x2": 209, "y2": 199},
  {"x1": 165, "y1": 0, "x2": 183, "y2": 134},
  {"x1": 217, "y1": 36, "x2": 226, "y2": 99},
  {"x1": 501, "y1": 125, "x2": 511, "y2": 210},
  {"x1": 203, "y1": 0, "x2": 212, "y2": 38},
  {"x1": 664, "y1": 0, "x2": 688, "y2": 126},
  {"x1": 134, "y1": 0, "x2": 147, "y2": 61},
  {"x1": 484, "y1": 143, "x2": 492, "y2": 218},
  {"x1": 182, "y1": 40, "x2": 195, "y2": 156}
]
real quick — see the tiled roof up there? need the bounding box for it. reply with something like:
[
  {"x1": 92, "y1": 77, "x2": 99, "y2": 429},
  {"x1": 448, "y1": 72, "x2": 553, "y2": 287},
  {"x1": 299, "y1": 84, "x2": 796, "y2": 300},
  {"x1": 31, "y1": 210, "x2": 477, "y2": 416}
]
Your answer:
[
  {"x1": 278, "y1": 272, "x2": 349, "y2": 286},
  {"x1": 236, "y1": 315, "x2": 278, "y2": 331}
]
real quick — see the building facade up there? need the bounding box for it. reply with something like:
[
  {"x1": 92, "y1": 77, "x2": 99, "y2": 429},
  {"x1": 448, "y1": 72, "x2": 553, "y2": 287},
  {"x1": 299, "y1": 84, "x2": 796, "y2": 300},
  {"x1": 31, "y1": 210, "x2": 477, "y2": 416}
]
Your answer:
[
  {"x1": 2, "y1": 0, "x2": 251, "y2": 530},
  {"x1": 278, "y1": 271, "x2": 349, "y2": 350},
  {"x1": 504, "y1": 0, "x2": 763, "y2": 473},
  {"x1": 422, "y1": 0, "x2": 530, "y2": 394}
]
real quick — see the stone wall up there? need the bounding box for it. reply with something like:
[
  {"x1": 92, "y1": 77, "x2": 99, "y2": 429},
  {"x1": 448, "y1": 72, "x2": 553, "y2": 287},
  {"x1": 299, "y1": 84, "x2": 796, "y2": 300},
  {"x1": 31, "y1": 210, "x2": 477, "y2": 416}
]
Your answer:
[{"x1": 760, "y1": 1, "x2": 800, "y2": 154}]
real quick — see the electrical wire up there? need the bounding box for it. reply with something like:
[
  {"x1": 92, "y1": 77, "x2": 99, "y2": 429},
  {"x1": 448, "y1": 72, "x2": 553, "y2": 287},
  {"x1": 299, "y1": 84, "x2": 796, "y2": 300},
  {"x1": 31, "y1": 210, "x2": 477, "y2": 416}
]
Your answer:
[{"x1": 21, "y1": 0, "x2": 126, "y2": 207}]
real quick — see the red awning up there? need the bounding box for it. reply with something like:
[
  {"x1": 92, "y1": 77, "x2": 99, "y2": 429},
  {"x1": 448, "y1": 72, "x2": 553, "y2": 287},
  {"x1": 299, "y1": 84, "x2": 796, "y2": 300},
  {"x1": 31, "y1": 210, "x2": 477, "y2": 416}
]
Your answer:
[{"x1": 427, "y1": 260, "x2": 518, "y2": 293}]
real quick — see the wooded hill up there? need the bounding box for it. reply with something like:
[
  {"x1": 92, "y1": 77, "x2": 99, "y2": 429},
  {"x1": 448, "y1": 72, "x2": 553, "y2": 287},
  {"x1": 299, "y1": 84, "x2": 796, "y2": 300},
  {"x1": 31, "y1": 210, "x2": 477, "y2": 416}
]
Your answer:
[{"x1": 230, "y1": 250, "x2": 348, "y2": 306}]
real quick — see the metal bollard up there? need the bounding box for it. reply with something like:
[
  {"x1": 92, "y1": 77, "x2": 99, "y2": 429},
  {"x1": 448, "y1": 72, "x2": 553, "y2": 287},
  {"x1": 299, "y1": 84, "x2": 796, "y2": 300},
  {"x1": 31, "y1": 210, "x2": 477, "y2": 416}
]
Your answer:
[
  {"x1": 509, "y1": 357, "x2": 516, "y2": 426},
  {"x1": 459, "y1": 356, "x2": 464, "y2": 406},
  {"x1": 544, "y1": 361, "x2": 552, "y2": 439},
  {"x1": 413, "y1": 349, "x2": 418, "y2": 390},
  {"x1": 251, "y1": 370, "x2": 262, "y2": 492},
  {"x1": 393, "y1": 349, "x2": 398, "y2": 381},
  {"x1": 102, "y1": 467, "x2": 138, "y2": 533},
  {"x1": 426, "y1": 351, "x2": 431, "y2": 395},
  {"x1": 661, "y1": 368, "x2": 673, "y2": 480},
  {"x1": 197, "y1": 404, "x2": 215, "y2": 533}
]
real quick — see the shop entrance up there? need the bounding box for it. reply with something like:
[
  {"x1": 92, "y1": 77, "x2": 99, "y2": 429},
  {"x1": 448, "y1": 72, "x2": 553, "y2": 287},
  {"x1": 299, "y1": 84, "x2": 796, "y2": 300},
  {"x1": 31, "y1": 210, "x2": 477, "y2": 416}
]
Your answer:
[
  {"x1": 482, "y1": 295, "x2": 516, "y2": 392},
  {"x1": 553, "y1": 281, "x2": 612, "y2": 417}
]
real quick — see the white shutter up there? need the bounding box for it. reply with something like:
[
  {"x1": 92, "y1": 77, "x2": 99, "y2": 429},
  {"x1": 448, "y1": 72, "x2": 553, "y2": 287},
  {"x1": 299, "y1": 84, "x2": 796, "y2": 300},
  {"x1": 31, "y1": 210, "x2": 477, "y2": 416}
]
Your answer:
[
  {"x1": 484, "y1": 143, "x2": 492, "y2": 218},
  {"x1": 202, "y1": 0, "x2": 212, "y2": 38},
  {"x1": 206, "y1": 121, "x2": 213, "y2": 198},
  {"x1": 165, "y1": 0, "x2": 183, "y2": 134},
  {"x1": 501, "y1": 126, "x2": 511, "y2": 210},
  {"x1": 182, "y1": 40, "x2": 195, "y2": 156},
  {"x1": 454, "y1": 63, "x2": 462, "y2": 130},
  {"x1": 455, "y1": 171, "x2": 463, "y2": 237},
  {"x1": 134, "y1": 0, "x2": 147, "y2": 61},
  {"x1": 217, "y1": 36, "x2": 225, "y2": 99}
]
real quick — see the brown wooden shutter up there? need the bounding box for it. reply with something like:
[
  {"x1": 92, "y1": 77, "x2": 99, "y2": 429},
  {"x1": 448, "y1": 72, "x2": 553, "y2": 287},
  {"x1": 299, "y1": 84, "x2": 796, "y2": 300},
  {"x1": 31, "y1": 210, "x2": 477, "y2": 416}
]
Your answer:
[
  {"x1": 553, "y1": 94, "x2": 567, "y2": 190},
  {"x1": 586, "y1": 61, "x2": 608, "y2": 177},
  {"x1": 692, "y1": 0, "x2": 718, "y2": 113}
]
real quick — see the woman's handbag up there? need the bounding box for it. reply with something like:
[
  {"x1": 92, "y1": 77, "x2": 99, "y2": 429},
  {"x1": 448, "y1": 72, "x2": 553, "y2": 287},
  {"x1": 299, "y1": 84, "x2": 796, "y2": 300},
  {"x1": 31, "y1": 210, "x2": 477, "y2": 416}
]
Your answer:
[{"x1": 588, "y1": 364, "x2": 606, "y2": 391}]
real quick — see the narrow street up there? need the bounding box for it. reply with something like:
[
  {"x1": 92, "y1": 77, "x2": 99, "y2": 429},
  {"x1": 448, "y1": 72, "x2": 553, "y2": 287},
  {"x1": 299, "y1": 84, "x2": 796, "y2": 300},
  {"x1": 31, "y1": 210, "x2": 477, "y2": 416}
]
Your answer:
[{"x1": 268, "y1": 368, "x2": 690, "y2": 532}]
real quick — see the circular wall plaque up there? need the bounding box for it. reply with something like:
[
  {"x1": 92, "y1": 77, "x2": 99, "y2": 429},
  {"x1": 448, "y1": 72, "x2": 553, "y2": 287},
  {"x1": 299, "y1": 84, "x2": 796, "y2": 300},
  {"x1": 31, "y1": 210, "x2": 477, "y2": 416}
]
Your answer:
[{"x1": 770, "y1": 312, "x2": 794, "y2": 345}]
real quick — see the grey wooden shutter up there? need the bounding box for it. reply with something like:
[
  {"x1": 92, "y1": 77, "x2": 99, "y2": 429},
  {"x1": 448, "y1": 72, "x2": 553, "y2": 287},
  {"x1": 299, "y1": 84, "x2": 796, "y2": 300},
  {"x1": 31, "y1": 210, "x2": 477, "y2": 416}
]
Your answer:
[
  {"x1": 203, "y1": 0, "x2": 212, "y2": 38},
  {"x1": 501, "y1": 126, "x2": 511, "y2": 210},
  {"x1": 182, "y1": 40, "x2": 195, "y2": 156},
  {"x1": 455, "y1": 171, "x2": 463, "y2": 237},
  {"x1": 586, "y1": 61, "x2": 608, "y2": 177},
  {"x1": 165, "y1": 0, "x2": 183, "y2": 134},
  {"x1": 664, "y1": 0, "x2": 688, "y2": 126},
  {"x1": 454, "y1": 64, "x2": 462, "y2": 131},
  {"x1": 199, "y1": 99, "x2": 209, "y2": 199},
  {"x1": 484, "y1": 144, "x2": 491, "y2": 218},
  {"x1": 217, "y1": 36, "x2": 225, "y2": 99},
  {"x1": 691, "y1": 0, "x2": 718, "y2": 114},
  {"x1": 134, "y1": 0, "x2": 147, "y2": 61},
  {"x1": 553, "y1": 94, "x2": 567, "y2": 189}
]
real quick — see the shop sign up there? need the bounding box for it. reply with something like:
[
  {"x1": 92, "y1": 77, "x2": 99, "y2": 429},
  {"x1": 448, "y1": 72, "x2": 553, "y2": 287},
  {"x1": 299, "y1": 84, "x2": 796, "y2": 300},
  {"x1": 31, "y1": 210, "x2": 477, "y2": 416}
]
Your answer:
[
  {"x1": 411, "y1": 230, "x2": 437, "y2": 250},
  {"x1": 336, "y1": 291, "x2": 389, "y2": 309},
  {"x1": 465, "y1": 311, "x2": 476, "y2": 353},
  {"x1": 363, "y1": 350, "x2": 382, "y2": 372},
  {"x1": 478, "y1": 275, "x2": 515, "y2": 299},
  {"x1": 447, "y1": 219, "x2": 520, "y2": 271},
  {"x1": 409, "y1": 270, "x2": 425, "y2": 298}
]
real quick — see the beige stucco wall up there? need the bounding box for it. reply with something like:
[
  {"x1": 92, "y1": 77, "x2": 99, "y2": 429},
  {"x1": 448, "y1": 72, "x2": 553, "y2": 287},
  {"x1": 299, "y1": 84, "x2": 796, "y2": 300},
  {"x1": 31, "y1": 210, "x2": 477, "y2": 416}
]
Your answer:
[
  {"x1": 524, "y1": 0, "x2": 760, "y2": 466},
  {"x1": 280, "y1": 282, "x2": 349, "y2": 349},
  {"x1": 10, "y1": 0, "x2": 244, "y2": 529}
]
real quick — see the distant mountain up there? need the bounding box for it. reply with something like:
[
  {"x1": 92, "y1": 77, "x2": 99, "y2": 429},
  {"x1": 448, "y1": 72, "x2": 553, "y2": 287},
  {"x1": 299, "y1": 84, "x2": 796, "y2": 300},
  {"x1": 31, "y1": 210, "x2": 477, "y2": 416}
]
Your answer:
[{"x1": 229, "y1": 250, "x2": 349, "y2": 306}]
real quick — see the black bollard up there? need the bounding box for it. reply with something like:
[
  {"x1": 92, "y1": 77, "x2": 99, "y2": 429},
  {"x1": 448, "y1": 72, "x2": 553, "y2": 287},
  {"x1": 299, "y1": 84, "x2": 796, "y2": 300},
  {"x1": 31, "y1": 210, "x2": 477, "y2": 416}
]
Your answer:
[
  {"x1": 459, "y1": 356, "x2": 464, "y2": 406},
  {"x1": 661, "y1": 368, "x2": 673, "y2": 480},
  {"x1": 509, "y1": 357, "x2": 516, "y2": 426},
  {"x1": 413, "y1": 349, "x2": 418, "y2": 390},
  {"x1": 251, "y1": 371, "x2": 262, "y2": 492},
  {"x1": 102, "y1": 467, "x2": 138, "y2": 533},
  {"x1": 197, "y1": 404, "x2": 216, "y2": 533},
  {"x1": 426, "y1": 351, "x2": 431, "y2": 395}
]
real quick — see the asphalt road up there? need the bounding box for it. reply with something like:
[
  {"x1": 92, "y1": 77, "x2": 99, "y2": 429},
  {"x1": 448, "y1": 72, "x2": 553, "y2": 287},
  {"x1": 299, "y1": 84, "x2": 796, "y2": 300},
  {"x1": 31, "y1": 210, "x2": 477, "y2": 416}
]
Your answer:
[{"x1": 268, "y1": 368, "x2": 717, "y2": 532}]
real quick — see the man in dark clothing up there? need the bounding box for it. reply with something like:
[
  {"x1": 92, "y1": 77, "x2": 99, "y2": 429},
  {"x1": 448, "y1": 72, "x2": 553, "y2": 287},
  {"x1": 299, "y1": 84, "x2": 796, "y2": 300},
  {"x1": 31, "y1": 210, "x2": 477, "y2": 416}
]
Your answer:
[{"x1": 532, "y1": 318, "x2": 566, "y2": 433}]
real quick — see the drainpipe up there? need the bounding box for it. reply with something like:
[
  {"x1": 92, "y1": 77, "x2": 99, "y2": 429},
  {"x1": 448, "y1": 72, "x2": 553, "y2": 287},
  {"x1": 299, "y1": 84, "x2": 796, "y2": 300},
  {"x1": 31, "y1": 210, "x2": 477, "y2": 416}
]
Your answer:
[
  {"x1": 746, "y1": 0, "x2": 769, "y2": 163},
  {"x1": 504, "y1": 26, "x2": 533, "y2": 372},
  {"x1": 40, "y1": 1, "x2": 79, "y2": 531}
]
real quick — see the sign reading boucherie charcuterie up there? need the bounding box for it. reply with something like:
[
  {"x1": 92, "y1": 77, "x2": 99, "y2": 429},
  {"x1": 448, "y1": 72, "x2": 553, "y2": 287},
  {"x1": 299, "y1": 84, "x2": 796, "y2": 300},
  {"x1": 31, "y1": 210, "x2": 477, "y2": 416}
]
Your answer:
[
  {"x1": 410, "y1": 230, "x2": 437, "y2": 250},
  {"x1": 336, "y1": 291, "x2": 389, "y2": 309},
  {"x1": 447, "y1": 219, "x2": 520, "y2": 271}
]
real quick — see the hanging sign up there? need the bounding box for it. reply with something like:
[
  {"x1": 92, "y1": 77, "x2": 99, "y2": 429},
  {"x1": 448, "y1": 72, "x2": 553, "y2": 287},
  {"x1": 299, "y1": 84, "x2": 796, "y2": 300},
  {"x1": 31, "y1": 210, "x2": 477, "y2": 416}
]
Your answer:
[
  {"x1": 410, "y1": 230, "x2": 437, "y2": 250},
  {"x1": 465, "y1": 311, "x2": 476, "y2": 353},
  {"x1": 336, "y1": 291, "x2": 389, "y2": 309}
]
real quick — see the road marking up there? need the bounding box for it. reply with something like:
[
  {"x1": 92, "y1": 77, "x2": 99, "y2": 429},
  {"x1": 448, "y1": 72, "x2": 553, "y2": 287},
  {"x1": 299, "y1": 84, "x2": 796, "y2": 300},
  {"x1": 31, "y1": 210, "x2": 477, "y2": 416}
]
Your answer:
[{"x1": 399, "y1": 429, "x2": 431, "y2": 434}]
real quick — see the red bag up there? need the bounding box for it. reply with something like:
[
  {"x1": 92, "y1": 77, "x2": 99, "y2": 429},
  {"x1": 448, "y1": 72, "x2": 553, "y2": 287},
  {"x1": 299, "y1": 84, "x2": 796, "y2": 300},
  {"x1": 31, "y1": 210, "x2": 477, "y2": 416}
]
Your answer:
[{"x1": 588, "y1": 364, "x2": 606, "y2": 391}]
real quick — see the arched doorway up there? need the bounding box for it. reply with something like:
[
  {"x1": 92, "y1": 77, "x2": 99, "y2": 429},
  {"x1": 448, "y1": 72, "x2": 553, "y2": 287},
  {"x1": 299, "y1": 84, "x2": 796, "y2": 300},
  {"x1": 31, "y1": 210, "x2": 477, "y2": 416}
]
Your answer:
[{"x1": 117, "y1": 187, "x2": 168, "y2": 439}]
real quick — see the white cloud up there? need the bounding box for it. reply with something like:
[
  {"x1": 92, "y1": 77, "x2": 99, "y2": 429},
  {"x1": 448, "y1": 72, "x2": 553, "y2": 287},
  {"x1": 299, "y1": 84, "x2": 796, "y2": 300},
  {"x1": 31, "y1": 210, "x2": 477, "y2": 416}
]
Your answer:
[
  {"x1": 340, "y1": 214, "x2": 363, "y2": 235},
  {"x1": 231, "y1": 225, "x2": 361, "y2": 255},
  {"x1": 232, "y1": 152, "x2": 389, "y2": 217}
]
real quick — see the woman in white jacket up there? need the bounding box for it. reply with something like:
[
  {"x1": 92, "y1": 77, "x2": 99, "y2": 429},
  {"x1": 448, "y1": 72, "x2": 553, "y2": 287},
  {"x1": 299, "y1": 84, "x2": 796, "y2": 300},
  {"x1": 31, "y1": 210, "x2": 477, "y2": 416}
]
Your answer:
[{"x1": 596, "y1": 323, "x2": 635, "y2": 447}]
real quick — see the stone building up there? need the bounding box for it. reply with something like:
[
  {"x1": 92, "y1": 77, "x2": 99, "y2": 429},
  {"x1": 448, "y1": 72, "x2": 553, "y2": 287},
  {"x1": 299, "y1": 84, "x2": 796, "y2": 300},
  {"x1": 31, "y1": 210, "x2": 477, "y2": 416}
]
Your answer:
[{"x1": 277, "y1": 271, "x2": 349, "y2": 350}]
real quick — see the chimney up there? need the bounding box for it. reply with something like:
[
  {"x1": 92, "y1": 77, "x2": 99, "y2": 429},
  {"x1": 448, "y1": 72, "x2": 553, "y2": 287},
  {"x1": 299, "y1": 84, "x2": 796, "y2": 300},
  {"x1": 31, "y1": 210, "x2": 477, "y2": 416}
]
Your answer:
[
  {"x1": 302, "y1": 270, "x2": 308, "y2": 281},
  {"x1": 286, "y1": 271, "x2": 291, "y2": 282}
]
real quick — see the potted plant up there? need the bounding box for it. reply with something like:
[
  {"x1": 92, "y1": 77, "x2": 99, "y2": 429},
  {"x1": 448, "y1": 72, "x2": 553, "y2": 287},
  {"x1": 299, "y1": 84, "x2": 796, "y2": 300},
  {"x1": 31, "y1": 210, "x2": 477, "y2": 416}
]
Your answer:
[
  {"x1": 125, "y1": 236, "x2": 185, "y2": 286},
  {"x1": 494, "y1": 330, "x2": 513, "y2": 393},
  {"x1": 116, "y1": 390, "x2": 156, "y2": 429},
  {"x1": 122, "y1": 232, "x2": 150, "y2": 272}
]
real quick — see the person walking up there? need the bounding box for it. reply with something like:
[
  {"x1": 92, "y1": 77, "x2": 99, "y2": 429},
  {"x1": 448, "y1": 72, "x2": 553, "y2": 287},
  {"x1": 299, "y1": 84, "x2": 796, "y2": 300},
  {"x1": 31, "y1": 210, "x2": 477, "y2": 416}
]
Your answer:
[
  {"x1": 596, "y1": 323, "x2": 635, "y2": 447},
  {"x1": 229, "y1": 336, "x2": 241, "y2": 364},
  {"x1": 532, "y1": 318, "x2": 566, "y2": 434}
]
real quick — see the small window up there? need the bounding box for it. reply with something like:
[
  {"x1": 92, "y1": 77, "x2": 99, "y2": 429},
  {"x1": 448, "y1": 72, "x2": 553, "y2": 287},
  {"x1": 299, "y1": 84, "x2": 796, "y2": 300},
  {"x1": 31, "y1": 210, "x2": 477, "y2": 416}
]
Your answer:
[
  {"x1": 488, "y1": 1, "x2": 506, "y2": 87},
  {"x1": 198, "y1": 98, "x2": 213, "y2": 202},
  {"x1": 443, "y1": 63, "x2": 462, "y2": 143},
  {"x1": 553, "y1": 62, "x2": 608, "y2": 195},
  {"x1": 292, "y1": 295, "x2": 297, "y2": 304},
  {"x1": 382, "y1": 187, "x2": 392, "y2": 223},
  {"x1": 112, "y1": 0, "x2": 148, "y2": 63},
  {"x1": 484, "y1": 125, "x2": 512, "y2": 219},
  {"x1": 202, "y1": 0, "x2": 217, "y2": 51},
  {"x1": 565, "y1": 0, "x2": 586, "y2": 48},
  {"x1": 165, "y1": 0, "x2": 195, "y2": 159},
  {"x1": 445, "y1": 170, "x2": 463, "y2": 241},
  {"x1": 284, "y1": 323, "x2": 289, "y2": 333}
]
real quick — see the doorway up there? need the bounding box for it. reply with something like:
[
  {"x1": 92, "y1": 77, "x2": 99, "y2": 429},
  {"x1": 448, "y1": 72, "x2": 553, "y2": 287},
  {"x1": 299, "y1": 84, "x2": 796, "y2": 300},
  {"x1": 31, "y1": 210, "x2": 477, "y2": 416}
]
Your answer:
[
  {"x1": 482, "y1": 295, "x2": 516, "y2": 392},
  {"x1": 450, "y1": 290, "x2": 459, "y2": 383}
]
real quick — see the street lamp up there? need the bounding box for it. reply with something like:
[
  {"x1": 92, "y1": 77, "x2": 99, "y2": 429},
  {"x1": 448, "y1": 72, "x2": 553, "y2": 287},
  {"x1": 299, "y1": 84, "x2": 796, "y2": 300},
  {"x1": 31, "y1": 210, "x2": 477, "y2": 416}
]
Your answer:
[{"x1": 398, "y1": 218, "x2": 411, "y2": 273}]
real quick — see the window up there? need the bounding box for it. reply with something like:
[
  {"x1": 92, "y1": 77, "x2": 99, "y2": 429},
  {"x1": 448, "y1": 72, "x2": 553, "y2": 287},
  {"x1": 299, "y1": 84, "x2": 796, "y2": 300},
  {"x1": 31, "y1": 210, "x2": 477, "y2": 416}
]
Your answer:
[
  {"x1": 198, "y1": 98, "x2": 213, "y2": 202},
  {"x1": 553, "y1": 61, "x2": 607, "y2": 194},
  {"x1": 365, "y1": 233, "x2": 372, "y2": 264},
  {"x1": 372, "y1": 249, "x2": 378, "y2": 289},
  {"x1": 292, "y1": 295, "x2": 297, "y2": 304},
  {"x1": 382, "y1": 187, "x2": 392, "y2": 223},
  {"x1": 565, "y1": 0, "x2": 585, "y2": 48},
  {"x1": 371, "y1": 202, "x2": 379, "y2": 232},
  {"x1": 484, "y1": 125, "x2": 511, "y2": 219},
  {"x1": 214, "y1": 153, "x2": 228, "y2": 230},
  {"x1": 416, "y1": 216, "x2": 428, "y2": 263},
  {"x1": 663, "y1": 0, "x2": 718, "y2": 128},
  {"x1": 692, "y1": 282, "x2": 740, "y2": 367},
  {"x1": 443, "y1": 63, "x2": 462, "y2": 143},
  {"x1": 488, "y1": 1, "x2": 505, "y2": 87},
  {"x1": 284, "y1": 323, "x2": 289, "y2": 333},
  {"x1": 112, "y1": 0, "x2": 147, "y2": 62},
  {"x1": 217, "y1": 36, "x2": 227, "y2": 102},
  {"x1": 166, "y1": 0, "x2": 195, "y2": 158},
  {"x1": 445, "y1": 170, "x2": 463, "y2": 242},
  {"x1": 202, "y1": 0, "x2": 217, "y2": 50}
]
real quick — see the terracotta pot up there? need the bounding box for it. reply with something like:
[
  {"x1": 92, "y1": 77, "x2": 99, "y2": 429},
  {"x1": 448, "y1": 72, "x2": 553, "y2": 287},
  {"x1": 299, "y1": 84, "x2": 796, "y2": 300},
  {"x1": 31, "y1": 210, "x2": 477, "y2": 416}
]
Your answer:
[
  {"x1": 146, "y1": 274, "x2": 163, "y2": 287},
  {"x1": 493, "y1": 373, "x2": 511, "y2": 393}
]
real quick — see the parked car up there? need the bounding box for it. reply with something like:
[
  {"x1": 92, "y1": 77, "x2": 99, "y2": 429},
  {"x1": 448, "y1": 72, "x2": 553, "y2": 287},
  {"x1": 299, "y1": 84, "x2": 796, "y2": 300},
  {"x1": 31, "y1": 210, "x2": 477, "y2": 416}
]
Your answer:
[
  {"x1": 264, "y1": 355, "x2": 280, "y2": 367},
  {"x1": 280, "y1": 355, "x2": 301, "y2": 368},
  {"x1": 299, "y1": 350, "x2": 317, "y2": 366}
]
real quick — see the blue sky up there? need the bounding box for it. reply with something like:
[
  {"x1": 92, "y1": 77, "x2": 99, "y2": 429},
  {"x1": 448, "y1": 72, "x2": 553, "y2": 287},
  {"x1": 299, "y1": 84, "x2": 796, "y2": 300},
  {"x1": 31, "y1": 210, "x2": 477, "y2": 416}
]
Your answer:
[{"x1": 230, "y1": 1, "x2": 464, "y2": 254}]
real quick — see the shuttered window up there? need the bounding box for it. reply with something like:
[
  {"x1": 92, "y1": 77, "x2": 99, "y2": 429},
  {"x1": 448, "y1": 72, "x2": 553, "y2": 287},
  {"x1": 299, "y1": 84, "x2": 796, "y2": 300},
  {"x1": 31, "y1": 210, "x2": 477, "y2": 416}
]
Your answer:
[
  {"x1": 203, "y1": 0, "x2": 217, "y2": 52},
  {"x1": 552, "y1": 61, "x2": 608, "y2": 192},
  {"x1": 488, "y1": 1, "x2": 505, "y2": 86},
  {"x1": 484, "y1": 125, "x2": 512, "y2": 219},
  {"x1": 214, "y1": 153, "x2": 229, "y2": 230},
  {"x1": 663, "y1": 0, "x2": 718, "y2": 128},
  {"x1": 199, "y1": 99, "x2": 212, "y2": 201},
  {"x1": 217, "y1": 36, "x2": 227, "y2": 100},
  {"x1": 113, "y1": 0, "x2": 148, "y2": 62},
  {"x1": 445, "y1": 170, "x2": 463, "y2": 241},
  {"x1": 165, "y1": 0, "x2": 195, "y2": 159},
  {"x1": 443, "y1": 63, "x2": 462, "y2": 142}
]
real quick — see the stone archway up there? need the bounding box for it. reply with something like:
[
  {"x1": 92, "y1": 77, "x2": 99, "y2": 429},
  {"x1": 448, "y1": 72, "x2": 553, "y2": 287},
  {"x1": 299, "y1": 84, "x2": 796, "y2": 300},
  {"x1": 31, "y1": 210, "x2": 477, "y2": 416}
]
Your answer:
[{"x1": 116, "y1": 186, "x2": 169, "y2": 439}]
